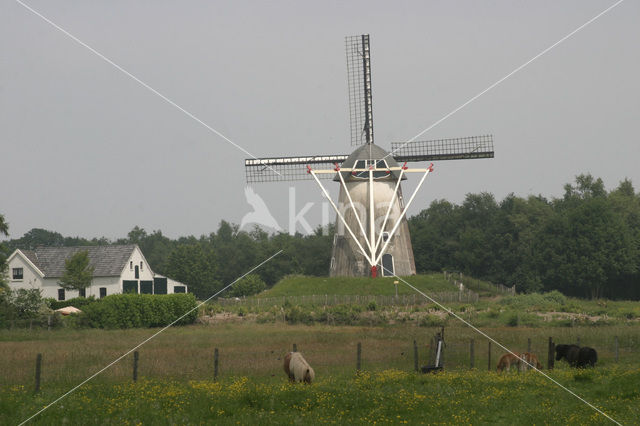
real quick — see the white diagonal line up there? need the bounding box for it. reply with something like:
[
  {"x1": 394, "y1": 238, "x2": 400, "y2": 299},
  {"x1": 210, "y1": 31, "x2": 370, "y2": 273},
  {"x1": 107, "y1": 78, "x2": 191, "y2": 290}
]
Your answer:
[
  {"x1": 14, "y1": 0, "x2": 281, "y2": 176},
  {"x1": 18, "y1": 250, "x2": 283, "y2": 426},
  {"x1": 387, "y1": 0, "x2": 625, "y2": 160},
  {"x1": 388, "y1": 270, "x2": 621, "y2": 425}
]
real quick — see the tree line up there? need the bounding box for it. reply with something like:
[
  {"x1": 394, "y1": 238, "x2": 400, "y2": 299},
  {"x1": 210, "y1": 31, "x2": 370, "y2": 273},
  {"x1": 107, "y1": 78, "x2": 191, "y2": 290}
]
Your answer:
[
  {"x1": 409, "y1": 174, "x2": 640, "y2": 299},
  {"x1": 2, "y1": 174, "x2": 639, "y2": 299}
]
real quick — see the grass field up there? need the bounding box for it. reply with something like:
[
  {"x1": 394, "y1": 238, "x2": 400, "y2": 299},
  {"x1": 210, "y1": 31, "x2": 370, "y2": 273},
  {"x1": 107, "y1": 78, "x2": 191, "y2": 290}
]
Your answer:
[
  {"x1": 258, "y1": 274, "x2": 464, "y2": 297},
  {"x1": 3, "y1": 366, "x2": 639, "y2": 424},
  {"x1": 2, "y1": 322, "x2": 639, "y2": 424},
  {"x1": 4, "y1": 273, "x2": 640, "y2": 424}
]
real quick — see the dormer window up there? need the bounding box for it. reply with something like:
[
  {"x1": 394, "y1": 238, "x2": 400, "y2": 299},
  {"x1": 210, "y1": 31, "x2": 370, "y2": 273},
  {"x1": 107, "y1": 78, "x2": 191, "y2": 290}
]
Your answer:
[
  {"x1": 12, "y1": 268, "x2": 23, "y2": 280},
  {"x1": 351, "y1": 159, "x2": 391, "y2": 179}
]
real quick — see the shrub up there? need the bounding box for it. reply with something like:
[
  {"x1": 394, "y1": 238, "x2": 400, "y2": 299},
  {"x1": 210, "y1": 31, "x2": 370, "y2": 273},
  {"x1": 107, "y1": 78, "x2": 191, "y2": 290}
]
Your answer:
[
  {"x1": 419, "y1": 314, "x2": 446, "y2": 327},
  {"x1": 229, "y1": 274, "x2": 266, "y2": 298},
  {"x1": 367, "y1": 301, "x2": 377, "y2": 311},
  {"x1": 81, "y1": 293, "x2": 198, "y2": 329},
  {"x1": 542, "y1": 290, "x2": 567, "y2": 305},
  {"x1": 285, "y1": 305, "x2": 313, "y2": 325},
  {"x1": 46, "y1": 296, "x2": 98, "y2": 310}
]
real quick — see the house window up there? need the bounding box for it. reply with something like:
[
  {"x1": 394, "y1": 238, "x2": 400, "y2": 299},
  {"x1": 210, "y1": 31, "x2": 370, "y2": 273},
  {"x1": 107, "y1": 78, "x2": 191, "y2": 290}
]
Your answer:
[
  {"x1": 135, "y1": 265, "x2": 139, "y2": 279},
  {"x1": 173, "y1": 286, "x2": 186, "y2": 294},
  {"x1": 79, "y1": 288, "x2": 86, "y2": 298},
  {"x1": 382, "y1": 232, "x2": 390, "y2": 242},
  {"x1": 140, "y1": 261, "x2": 143, "y2": 271},
  {"x1": 58, "y1": 289, "x2": 65, "y2": 301},
  {"x1": 12, "y1": 268, "x2": 23, "y2": 280},
  {"x1": 130, "y1": 261, "x2": 133, "y2": 270},
  {"x1": 99, "y1": 287, "x2": 107, "y2": 298}
]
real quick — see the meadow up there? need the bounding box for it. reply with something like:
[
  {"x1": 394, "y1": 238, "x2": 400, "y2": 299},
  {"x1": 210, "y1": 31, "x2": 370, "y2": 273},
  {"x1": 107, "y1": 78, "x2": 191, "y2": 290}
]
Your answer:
[
  {"x1": 3, "y1": 273, "x2": 640, "y2": 424},
  {"x1": 2, "y1": 322, "x2": 640, "y2": 424}
]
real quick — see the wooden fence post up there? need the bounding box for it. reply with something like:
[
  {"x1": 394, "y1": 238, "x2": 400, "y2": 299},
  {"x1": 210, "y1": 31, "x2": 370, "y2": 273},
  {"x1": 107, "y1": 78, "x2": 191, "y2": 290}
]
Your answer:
[
  {"x1": 527, "y1": 338, "x2": 531, "y2": 354},
  {"x1": 214, "y1": 348, "x2": 219, "y2": 381},
  {"x1": 35, "y1": 353, "x2": 42, "y2": 393},
  {"x1": 615, "y1": 336, "x2": 619, "y2": 363},
  {"x1": 357, "y1": 342, "x2": 362, "y2": 372},
  {"x1": 470, "y1": 339, "x2": 475, "y2": 369},
  {"x1": 293, "y1": 343, "x2": 297, "y2": 352},
  {"x1": 548, "y1": 337, "x2": 554, "y2": 370},
  {"x1": 133, "y1": 351, "x2": 139, "y2": 382},
  {"x1": 413, "y1": 340, "x2": 419, "y2": 372},
  {"x1": 488, "y1": 341, "x2": 492, "y2": 371}
]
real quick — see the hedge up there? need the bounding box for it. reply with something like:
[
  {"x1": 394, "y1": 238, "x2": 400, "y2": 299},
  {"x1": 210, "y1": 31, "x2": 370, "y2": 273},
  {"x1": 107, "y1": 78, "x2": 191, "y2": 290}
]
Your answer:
[
  {"x1": 80, "y1": 293, "x2": 198, "y2": 329},
  {"x1": 46, "y1": 296, "x2": 98, "y2": 311}
]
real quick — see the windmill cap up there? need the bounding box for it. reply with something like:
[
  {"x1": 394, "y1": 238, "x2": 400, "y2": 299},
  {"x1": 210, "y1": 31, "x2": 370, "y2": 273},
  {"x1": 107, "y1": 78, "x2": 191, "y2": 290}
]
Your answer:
[{"x1": 334, "y1": 143, "x2": 405, "y2": 181}]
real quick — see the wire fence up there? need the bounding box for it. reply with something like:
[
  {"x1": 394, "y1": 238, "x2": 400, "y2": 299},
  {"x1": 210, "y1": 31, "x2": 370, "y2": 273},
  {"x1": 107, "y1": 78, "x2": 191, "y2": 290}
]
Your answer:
[
  {"x1": 5, "y1": 328, "x2": 636, "y2": 393},
  {"x1": 217, "y1": 291, "x2": 479, "y2": 308}
]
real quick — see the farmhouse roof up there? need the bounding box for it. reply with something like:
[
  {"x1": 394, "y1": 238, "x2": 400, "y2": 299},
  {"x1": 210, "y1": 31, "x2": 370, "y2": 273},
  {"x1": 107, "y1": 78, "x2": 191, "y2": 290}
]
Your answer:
[{"x1": 18, "y1": 245, "x2": 138, "y2": 278}]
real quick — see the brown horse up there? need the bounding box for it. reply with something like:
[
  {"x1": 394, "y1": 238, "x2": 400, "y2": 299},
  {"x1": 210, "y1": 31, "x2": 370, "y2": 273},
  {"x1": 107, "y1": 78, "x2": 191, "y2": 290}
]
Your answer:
[
  {"x1": 520, "y1": 352, "x2": 543, "y2": 371},
  {"x1": 497, "y1": 352, "x2": 542, "y2": 372},
  {"x1": 496, "y1": 352, "x2": 521, "y2": 373}
]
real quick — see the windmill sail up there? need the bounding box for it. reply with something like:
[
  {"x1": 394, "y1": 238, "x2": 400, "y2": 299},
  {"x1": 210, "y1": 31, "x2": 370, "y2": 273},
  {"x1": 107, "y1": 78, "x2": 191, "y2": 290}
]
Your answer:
[
  {"x1": 392, "y1": 135, "x2": 494, "y2": 162},
  {"x1": 245, "y1": 155, "x2": 348, "y2": 183},
  {"x1": 346, "y1": 34, "x2": 374, "y2": 146}
]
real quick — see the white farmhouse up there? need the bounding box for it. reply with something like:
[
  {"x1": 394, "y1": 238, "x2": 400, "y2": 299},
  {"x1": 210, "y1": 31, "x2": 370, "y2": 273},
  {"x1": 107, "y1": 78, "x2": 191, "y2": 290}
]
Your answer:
[{"x1": 5, "y1": 245, "x2": 187, "y2": 300}]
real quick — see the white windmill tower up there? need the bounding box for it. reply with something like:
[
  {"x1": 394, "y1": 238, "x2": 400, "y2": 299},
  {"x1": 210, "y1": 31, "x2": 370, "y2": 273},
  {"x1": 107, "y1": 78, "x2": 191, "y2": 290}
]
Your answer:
[{"x1": 245, "y1": 35, "x2": 494, "y2": 277}]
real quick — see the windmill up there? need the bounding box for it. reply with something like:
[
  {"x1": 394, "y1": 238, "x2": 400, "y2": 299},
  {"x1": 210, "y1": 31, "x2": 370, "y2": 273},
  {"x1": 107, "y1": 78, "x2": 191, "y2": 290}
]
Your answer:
[{"x1": 245, "y1": 35, "x2": 494, "y2": 277}]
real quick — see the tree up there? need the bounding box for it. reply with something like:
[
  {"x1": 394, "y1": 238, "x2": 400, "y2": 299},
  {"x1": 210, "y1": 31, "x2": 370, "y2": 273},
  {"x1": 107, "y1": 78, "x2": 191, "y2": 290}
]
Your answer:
[
  {"x1": 0, "y1": 214, "x2": 8, "y2": 237},
  {"x1": 58, "y1": 251, "x2": 94, "y2": 294},
  {"x1": 229, "y1": 274, "x2": 266, "y2": 297},
  {"x1": 0, "y1": 214, "x2": 9, "y2": 288},
  {"x1": 163, "y1": 243, "x2": 222, "y2": 300}
]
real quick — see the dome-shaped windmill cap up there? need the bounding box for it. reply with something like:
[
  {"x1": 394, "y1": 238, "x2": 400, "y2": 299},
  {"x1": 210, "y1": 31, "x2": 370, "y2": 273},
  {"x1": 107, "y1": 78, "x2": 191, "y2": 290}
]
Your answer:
[{"x1": 334, "y1": 143, "x2": 405, "y2": 181}]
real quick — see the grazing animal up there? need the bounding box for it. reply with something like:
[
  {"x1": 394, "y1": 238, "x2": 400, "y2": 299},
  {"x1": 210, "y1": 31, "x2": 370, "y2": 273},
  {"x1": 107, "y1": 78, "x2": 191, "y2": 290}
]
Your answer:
[
  {"x1": 555, "y1": 344, "x2": 597, "y2": 368},
  {"x1": 520, "y1": 352, "x2": 543, "y2": 371},
  {"x1": 283, "y1": 352, "x2": 315, "y2": 383},
  {"x1": 497, "y1": 352, "x2": 521, "y2": 373},
  {"x1": 577, "y1": 347, "x2": 598, "y2": 368},
  {"x1": 283, "y1": 352, "x2": 294, "y2": 382}
]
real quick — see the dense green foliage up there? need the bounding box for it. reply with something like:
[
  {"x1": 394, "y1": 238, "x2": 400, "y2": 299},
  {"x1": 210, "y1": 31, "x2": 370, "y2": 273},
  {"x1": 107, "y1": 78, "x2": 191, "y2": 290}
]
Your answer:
[
  {"x1": 229, "y1": 274, "x2": 266, "y2": 297},
  {"x1": 409, "y1": 175, "x2": 640, "y2": 298},
  {"x1": 46, "y1": 296, "x2": 98, "y2": 311},
  {"x1": 58, "y1": 250, "x2": 94, "y2": 291},
  {"x1": 0, "y1": 288, "x2": 45, "y2": 326},
  {"x1": 80, "y1": 293, "x2": 198, "y2": 328}
]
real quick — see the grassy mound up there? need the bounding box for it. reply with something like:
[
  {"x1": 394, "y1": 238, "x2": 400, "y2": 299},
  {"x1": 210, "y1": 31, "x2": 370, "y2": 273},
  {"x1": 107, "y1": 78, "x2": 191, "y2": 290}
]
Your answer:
[{"x1": 258, "y1": 274, "x2": 456, "y2": 297}]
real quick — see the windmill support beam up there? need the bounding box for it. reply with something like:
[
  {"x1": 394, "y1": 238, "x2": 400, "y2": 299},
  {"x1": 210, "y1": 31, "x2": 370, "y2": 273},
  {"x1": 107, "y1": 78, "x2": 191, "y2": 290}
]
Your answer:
[
  {"x1": 310, "y1": 164, "x2": 432, "y2": 277},
  {"x1": 308, "y1": 168, "x2": 374, "y2": 265},
  {"x1": 373, "y1": 166, "x2": 406, "y2": 255},
  {"x1": 336, "y1": 165, "x2": 372, "y2": 253},
  {"x1": 373, "y1": 165, "x2": 433, "y2": 266}
]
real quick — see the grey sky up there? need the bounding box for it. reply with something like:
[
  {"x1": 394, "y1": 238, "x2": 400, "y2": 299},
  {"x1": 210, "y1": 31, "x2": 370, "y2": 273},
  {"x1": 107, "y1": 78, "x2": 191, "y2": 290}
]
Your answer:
[{"x1": 1, "y1": 0, "x2": 638, "y2": 240}]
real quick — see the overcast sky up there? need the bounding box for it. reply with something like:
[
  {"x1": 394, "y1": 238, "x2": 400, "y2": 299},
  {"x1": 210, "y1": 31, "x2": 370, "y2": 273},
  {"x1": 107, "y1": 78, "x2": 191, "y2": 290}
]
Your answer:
[{"x1": 1, "y1": 0, "x2": 638, "y2": 241}]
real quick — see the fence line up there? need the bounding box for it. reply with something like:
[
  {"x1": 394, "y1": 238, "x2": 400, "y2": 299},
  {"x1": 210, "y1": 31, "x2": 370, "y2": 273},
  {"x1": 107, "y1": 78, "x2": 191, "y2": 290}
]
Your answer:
[
  {"x1": 217, "y1": 291, "x2": 479, "y2": 308},
  {"x1": 443, "y1": 271, "x2": 516, "y2": 296}
]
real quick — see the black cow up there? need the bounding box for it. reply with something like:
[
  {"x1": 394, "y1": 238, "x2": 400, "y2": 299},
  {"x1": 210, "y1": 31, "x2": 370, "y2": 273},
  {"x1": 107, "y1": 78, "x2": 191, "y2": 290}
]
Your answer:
[{"x1": 555, "y1": 344, "x2": 597, "y2": 368}]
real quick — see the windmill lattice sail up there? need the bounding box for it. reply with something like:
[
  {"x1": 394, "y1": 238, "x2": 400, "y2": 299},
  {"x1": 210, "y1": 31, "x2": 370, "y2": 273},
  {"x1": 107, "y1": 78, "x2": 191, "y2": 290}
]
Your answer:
[
  {"x1": 346, "y1": 34, "x2": 374, "y2": 146},
  {"x1": 245, "y1": 155, "x2": 347, "y2": 183},
  {"x1": 391, "y1": 135, "x2": 494, "y2": 162}
]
